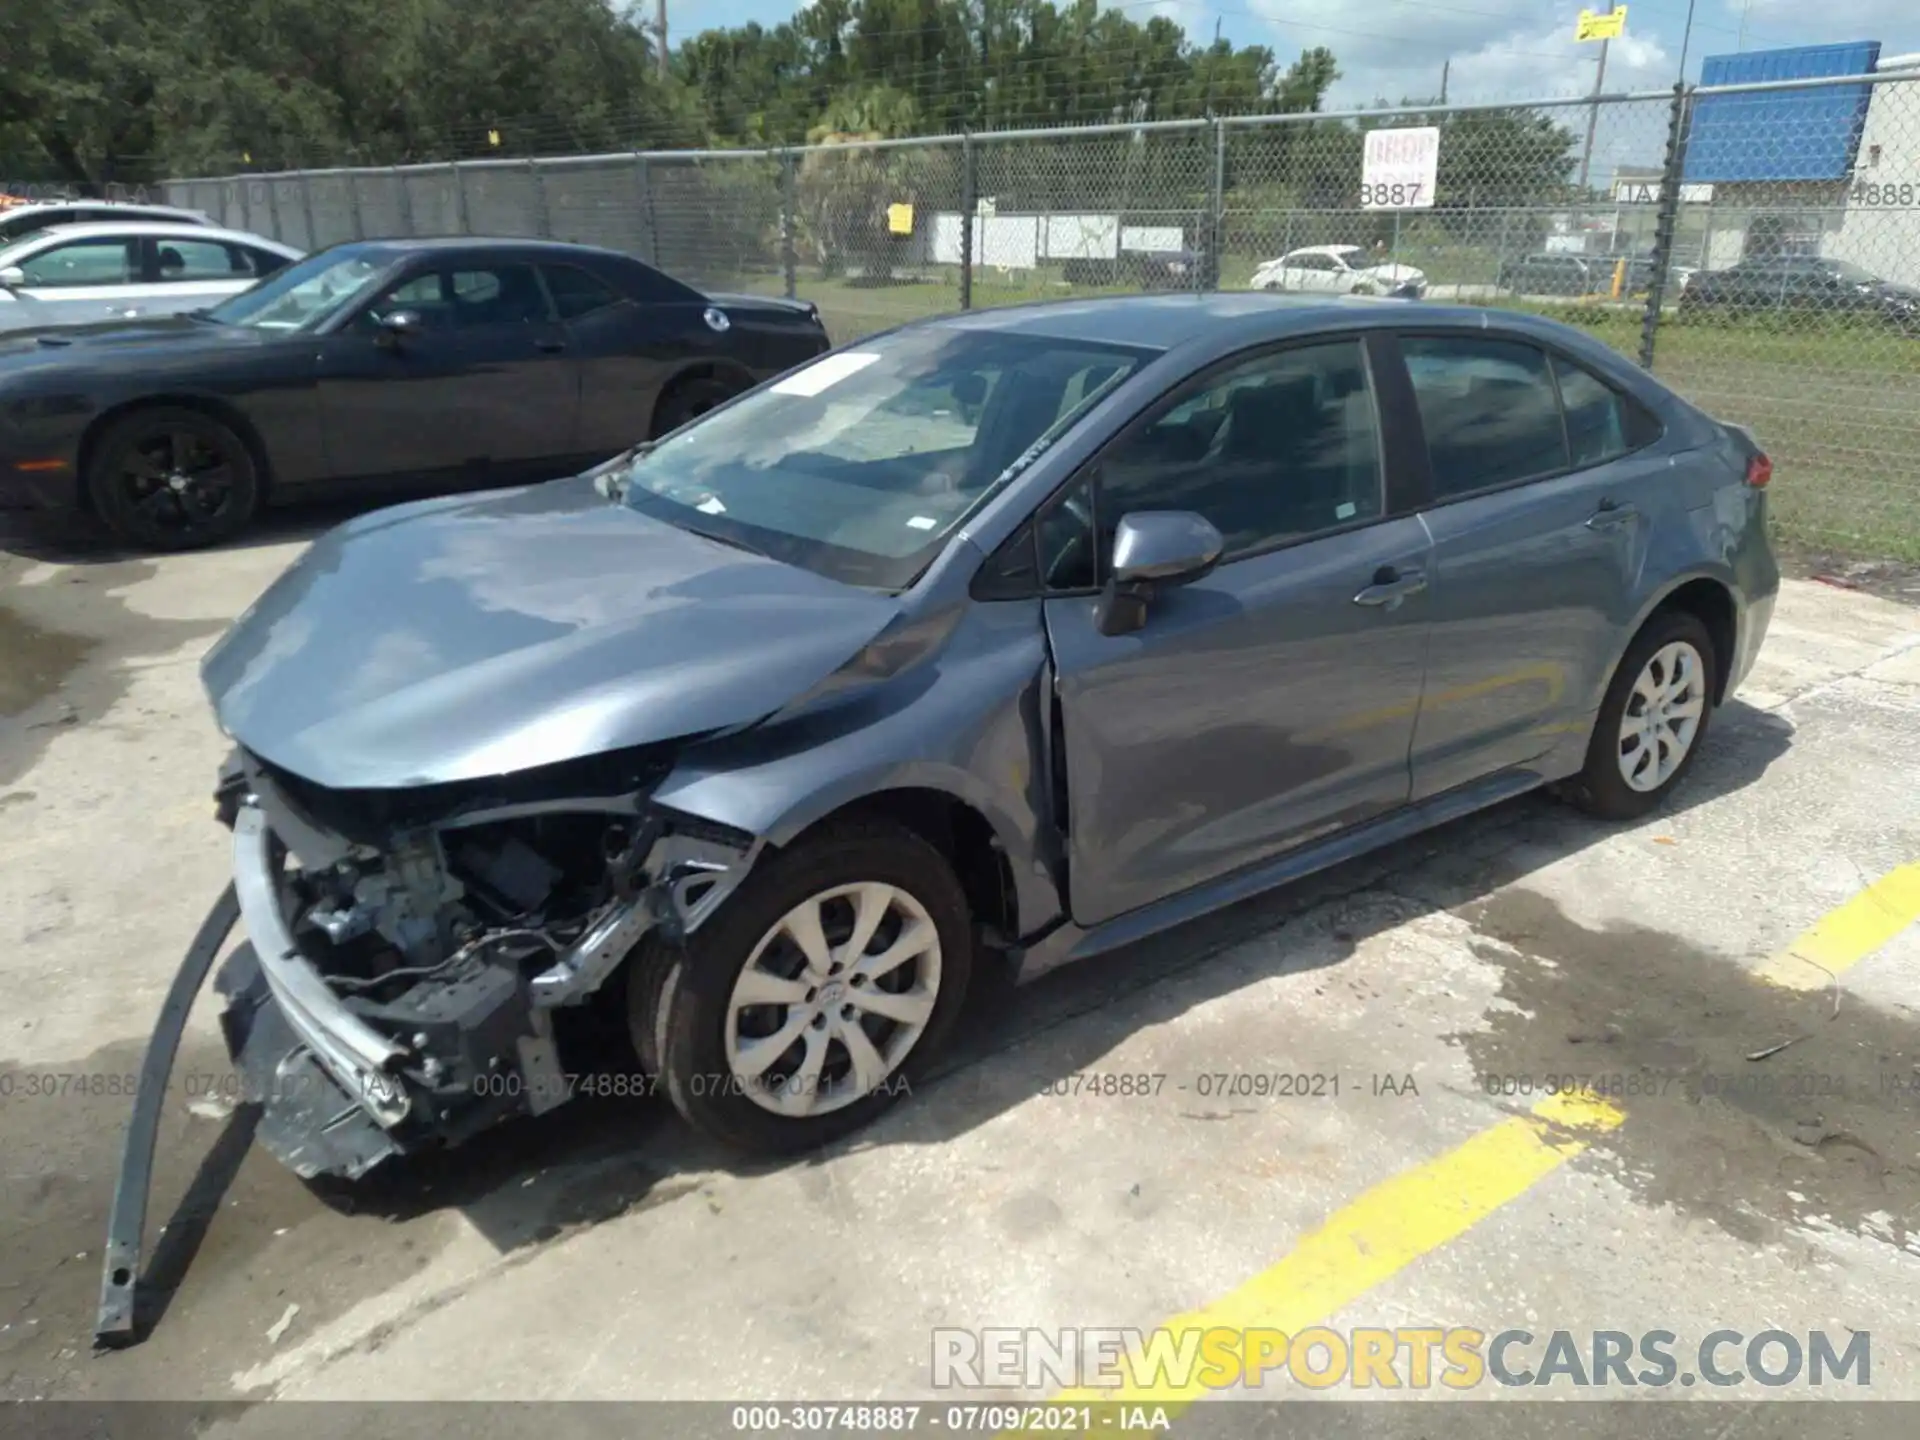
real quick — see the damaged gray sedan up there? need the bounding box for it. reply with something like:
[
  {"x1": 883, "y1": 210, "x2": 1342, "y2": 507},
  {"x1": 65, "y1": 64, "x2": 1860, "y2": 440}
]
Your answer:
[{"x1": 102, "y1": 292, "x2": 1779, "y2": 1339}]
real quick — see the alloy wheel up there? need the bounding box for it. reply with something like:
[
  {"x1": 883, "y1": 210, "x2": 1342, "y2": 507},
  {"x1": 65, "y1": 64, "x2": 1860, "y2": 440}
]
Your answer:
[
  {"x1": 117, "y1": 425, "x2": 240, "y2": 539},
  {"x1": 724, "y1": 882, "x2": 943, "y2": 1118},
  {"x1": 1617, "y1": 640, "x2": 1706, "y2": 792}
]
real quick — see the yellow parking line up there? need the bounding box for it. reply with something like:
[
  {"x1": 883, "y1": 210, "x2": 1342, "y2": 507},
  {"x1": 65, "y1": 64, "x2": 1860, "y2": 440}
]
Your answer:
[
  {"x1": 1046, "y1": 1091, "x2": 1624, "y2": 1415},
  {"x1": 1754, "y1": 860, "x2": 1920, "y2": 991}
]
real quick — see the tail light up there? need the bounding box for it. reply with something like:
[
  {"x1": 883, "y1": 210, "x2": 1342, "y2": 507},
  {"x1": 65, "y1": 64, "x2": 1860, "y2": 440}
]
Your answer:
[{"x1": 1746, "y1": 453, "x2": 1773, "y2": 488}]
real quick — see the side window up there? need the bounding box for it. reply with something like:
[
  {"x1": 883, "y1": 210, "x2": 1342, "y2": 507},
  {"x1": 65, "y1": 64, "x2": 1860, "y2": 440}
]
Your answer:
[
  {"x1": 154, "y1": 238, "x2": 249, "y2": 281},
  {"x1": 542, "y1": 264, "x2": 622, "y2": 320},
  {"x1": 15, "y1": 237, "x2": 138, "y2": 287},
  {"x1": 1096, "y1": 339, "x2": 1384, "y2": 562},
  {"x1": 1552, "y1": 357, "x2": 1628, "y2": 467},
  {"x1": 360, "y1": 264, "x2": 549, "y2": 330},
  {"x1": 245, "y1": 247, "x2": 292, "y2": 278},
  {"x1": 1403, "y1": 336, "x2": 1569, "y2": 499},
  {"x1": 445, "y1": 265, "x2": 548, "y2": 325}
]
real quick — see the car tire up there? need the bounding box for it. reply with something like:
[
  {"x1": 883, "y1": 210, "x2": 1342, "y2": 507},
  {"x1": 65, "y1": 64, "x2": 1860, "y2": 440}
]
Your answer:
[
  {"x1": 86, "y1": 406, "x2": 260, "y2": 551},
  {"x1": 651, "y1": 375, "x2": 738, "y2": 439},
  {"x1": 1567, "y1": 610, "x2": 1717, "y2": 821},
  {"x1": 640, "y1": 819, "x2": 974, "y2": 1155}
]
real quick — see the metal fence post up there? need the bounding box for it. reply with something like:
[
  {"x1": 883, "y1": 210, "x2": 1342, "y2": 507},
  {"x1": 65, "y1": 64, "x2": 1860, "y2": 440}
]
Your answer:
[
  {"x1": 347, "y1": 171, "x2": 365, "y2": 239},
  {"x1": 959, "y1": 131, "x2": 975, "y2": 311},
  {"x1": 299, "y1": 171, "x2": 318, "y2": 249},
  {"x1": 1210, "y1": 117, "x2": 1227, "y2": 291},
  {"x1": 237, "y1": 178, "x2": 252, "y2": 234},
  {"x1": 529, "y1": 158, "x2": 551, "y2": 238},
  {"x1": 780, "y1": 150, "x2": 798, "y2": 300},
  {"x1": 452, "y1": 162, "x2": 471, "y2": 234},
  {"x1": 264, "y1": 178, "x2": 282, "y2": 244},
  {"x1": 394, "y1": 166, "x2": 416, "y2": 236},
  {"x1": 1639, "y1": 83, "x2": 1694, "y2": 372},
  {"x1": 632, "y1": 153, "x2": 658, "y2": 263}
]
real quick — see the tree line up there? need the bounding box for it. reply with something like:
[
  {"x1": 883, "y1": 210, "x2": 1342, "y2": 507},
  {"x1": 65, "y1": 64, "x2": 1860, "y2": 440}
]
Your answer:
[
  {"x1": 2, "y1": 0, "x2": 1577, "y2": 210},
  {"x1": 2, "y1": 0, "x2": 1341, "y2": 185}
]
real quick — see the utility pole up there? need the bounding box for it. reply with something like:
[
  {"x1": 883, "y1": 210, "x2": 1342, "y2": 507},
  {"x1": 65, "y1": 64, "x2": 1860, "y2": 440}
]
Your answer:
[
  {"x1": 655, "y1": 0, "x2": 668, "y2": 80},
  {"x1": 1577, "y1": 2, "x2": 1614, "y2": 194},
  {"x1": 1439, "y1": 59, "x2": 1449, "y2": 104}
]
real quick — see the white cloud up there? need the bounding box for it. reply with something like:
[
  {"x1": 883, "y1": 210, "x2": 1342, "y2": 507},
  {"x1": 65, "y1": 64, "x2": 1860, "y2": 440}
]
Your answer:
[
  {"x1": 1743, "y1": 0, "x2": 1914, "y2": 30},
  {"x1": 1242, "y1": 1, "x2": 1675, "y2": 106}
]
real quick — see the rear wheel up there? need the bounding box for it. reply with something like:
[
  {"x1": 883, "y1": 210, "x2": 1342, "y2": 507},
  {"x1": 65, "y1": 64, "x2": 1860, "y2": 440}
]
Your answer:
[
  {"x1": 1567, "y1": 610, "x2": 1716, "y2": 820},
  {"x1": 650, "y1": 375, "x2": 739, "y2": 439},
  {"x1": 639, "y1": 821, "x2": 973, "y2": 1154},
  {"x1": 87, "y1": 406, "x2": 259, "y2": 550}
]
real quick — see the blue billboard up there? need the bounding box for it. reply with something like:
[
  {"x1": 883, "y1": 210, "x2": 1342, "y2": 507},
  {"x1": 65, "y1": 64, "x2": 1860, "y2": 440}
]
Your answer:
[{"x1": 1684, "y1": 42, "x2": 1882, "y2": 184}]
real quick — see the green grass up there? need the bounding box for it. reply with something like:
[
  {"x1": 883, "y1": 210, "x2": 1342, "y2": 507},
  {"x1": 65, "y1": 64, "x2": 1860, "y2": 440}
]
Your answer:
[{"x1": 737, "y1": 268, "x2": 1920, "y2": 564}]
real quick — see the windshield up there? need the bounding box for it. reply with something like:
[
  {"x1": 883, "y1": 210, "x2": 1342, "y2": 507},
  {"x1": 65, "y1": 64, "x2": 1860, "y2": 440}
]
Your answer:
[
  {"x1": 1828, "y1": 259, "x2": 1879, "y2": 285},
  {"x1": 620, "y1": 327, "x2": 1153, "y2": 589},
  {"x1": 204, "y1": 251, "x2": 388, "y2": 330}
]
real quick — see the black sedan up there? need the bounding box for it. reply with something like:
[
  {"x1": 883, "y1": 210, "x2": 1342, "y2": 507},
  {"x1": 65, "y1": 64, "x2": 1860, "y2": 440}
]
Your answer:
[
  {"x1": 1677, "y1": 253, "x2": 1920, "y2": 329},
  {"x1": 0, "y1": 237, "x2": 831, "y2": 548}
]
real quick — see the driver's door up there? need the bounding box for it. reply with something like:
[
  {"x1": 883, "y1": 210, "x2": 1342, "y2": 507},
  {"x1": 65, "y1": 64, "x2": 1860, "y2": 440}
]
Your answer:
[
  {"x1": 315, "y1": 259, "x2": 579, "y2": 484},
  {"x1": 0, "y1": 234, "x2": 145, "y2": 330},
  {"x1": 1041, "y1": 335, "x2": 1432, "y2": 927}
]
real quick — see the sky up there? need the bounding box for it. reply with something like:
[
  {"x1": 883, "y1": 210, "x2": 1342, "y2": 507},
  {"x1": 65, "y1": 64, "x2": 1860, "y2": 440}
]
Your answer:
[{"x1": 663, "y1": 0, "x2": 1920, "y2": 107}]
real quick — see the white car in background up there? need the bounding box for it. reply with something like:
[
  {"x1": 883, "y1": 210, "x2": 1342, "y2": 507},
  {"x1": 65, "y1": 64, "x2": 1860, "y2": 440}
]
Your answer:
[
  {"x1": 0, "y1": 221, "x2": 303, "y2": 334},
  {"x1": 0, "y1": 199, "x2": 213, "y2": 247},
  {"x1": 1250, "y1": 244, "x2": 1427, "y2": 298}
]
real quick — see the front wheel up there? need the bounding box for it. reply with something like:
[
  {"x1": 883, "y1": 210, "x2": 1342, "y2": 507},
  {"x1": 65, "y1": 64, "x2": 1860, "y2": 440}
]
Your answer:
[
  {"x1": 640, "y1": 820, "x2": 974, "y2": 1154},
  {"x1": 1567, "y1": 611, "x2": 1717, "y2": 820},
  {"x1": 86, "y1": 406, "x2": 260, "y2": 550}
]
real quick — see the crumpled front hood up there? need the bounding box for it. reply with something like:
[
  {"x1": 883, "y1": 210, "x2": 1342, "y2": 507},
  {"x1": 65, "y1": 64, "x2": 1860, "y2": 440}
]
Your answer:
[{"x1": 201, "y1": 478, "x2": 902, "y2": 790}]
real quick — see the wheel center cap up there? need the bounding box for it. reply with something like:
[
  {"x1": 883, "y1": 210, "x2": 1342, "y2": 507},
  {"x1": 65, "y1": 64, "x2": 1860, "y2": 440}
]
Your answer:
[
  {"x1": 817, "y1": 980, "x2": 845, "y2": 1007},
  {"x1": 168, "y1": 474, "x2": 189, "y2": 492}
]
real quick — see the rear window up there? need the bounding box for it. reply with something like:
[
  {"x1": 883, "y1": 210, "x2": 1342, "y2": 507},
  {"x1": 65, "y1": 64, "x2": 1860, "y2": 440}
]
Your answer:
[{"x1": 1403, "y1": 337, "x2": 1569, "y2": 498}]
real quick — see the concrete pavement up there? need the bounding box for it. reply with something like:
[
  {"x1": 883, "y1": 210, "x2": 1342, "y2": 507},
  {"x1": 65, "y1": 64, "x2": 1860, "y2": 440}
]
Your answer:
[{"x1": 2, "y1": 518, "x2": 1917, "y2": 1415}]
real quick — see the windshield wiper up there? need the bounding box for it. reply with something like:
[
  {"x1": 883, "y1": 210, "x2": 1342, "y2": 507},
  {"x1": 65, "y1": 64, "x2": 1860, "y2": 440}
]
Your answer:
[{"x1": 680, "y1": 523, "x2": 770, "y2": 560}]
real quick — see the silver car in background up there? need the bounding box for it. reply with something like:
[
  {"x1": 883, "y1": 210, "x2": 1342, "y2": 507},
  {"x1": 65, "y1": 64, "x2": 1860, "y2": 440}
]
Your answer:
[{"x1": 0, "y1": 221, "x2": 302, "y2": 332}]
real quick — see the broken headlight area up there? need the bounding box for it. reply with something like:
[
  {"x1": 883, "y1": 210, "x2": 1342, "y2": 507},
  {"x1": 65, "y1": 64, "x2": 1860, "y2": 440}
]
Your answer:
[{"x1": 211, "y1": 747, "x2": 758, "y2": 1180}]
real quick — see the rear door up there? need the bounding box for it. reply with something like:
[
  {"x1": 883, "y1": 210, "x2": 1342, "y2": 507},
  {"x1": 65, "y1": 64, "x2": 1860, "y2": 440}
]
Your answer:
[
  {"x1": 315, "y1": 257, "x2": 580, "y2": 484},
  {"x1": 1399, "y1": 332, "x2": 1666, "y2": 799},
  {"x1": 138, "y1": 235, "x2": 281, "y2": 318},
  {"x1": 1043, "y1": 334, "x2": 1433, "y2": 927}
]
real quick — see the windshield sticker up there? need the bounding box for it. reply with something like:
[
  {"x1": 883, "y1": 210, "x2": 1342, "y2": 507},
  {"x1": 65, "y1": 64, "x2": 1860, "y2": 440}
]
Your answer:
[
  {"x1": 696, "y1": 496, "x2": 727, "y2": 515},
  {"x1": 772, "y1": 351, "x2": 882, "y2": 397},
  {"x1": 906, "y1": 515, "x2": 938, "y2": 531}
]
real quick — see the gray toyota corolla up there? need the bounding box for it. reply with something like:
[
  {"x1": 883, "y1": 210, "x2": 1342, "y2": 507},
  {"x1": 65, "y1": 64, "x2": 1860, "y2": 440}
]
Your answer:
[{"x1": 158, "y1": 292, "x2": 1782, "y2": 1176}]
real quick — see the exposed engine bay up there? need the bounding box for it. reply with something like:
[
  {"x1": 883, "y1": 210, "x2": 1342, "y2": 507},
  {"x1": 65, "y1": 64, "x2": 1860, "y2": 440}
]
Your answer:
[{"x1": 210, "y1": 745, "x2": 760, "y2": 1181}]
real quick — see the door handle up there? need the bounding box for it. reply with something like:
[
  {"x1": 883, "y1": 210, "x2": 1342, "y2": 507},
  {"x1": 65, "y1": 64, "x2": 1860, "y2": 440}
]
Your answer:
[
  {"x1": 534, "y1": 338, "x2": 567, "y2": 353},
  {"x1": 1352, "y1": 565, "x2": 1428, "y2": 610},
  {"x1": 1586, "y1": 499, "x2": 1640, "y2": 531}
]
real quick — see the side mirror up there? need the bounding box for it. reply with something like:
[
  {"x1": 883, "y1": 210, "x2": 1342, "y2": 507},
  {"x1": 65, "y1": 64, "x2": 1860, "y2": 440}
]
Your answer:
[
  {"x1": 374, "y1": 309, "x2": 423, "y2": 345},
  {"x1": 0, "y1": 266, "x2": 24, "y2": 289},
  {"x1": 1096, "y1": 511, "x2": 1224, "y2": 637}
]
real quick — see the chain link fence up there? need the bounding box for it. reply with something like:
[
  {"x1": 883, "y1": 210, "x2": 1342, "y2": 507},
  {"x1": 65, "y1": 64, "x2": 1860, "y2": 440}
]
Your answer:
[{"x1": 159, "y1": 70, "x2": 1920, "y2": 561}]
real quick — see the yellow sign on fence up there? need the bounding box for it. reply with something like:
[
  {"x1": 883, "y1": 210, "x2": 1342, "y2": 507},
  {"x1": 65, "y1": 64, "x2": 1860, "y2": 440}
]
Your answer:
[
  {"x1": 887, "y1": 202, "x2": 915, "y2": 235},
  {"x1": 1575, "y1": 7, "x2": 1627, "y2": 41}
]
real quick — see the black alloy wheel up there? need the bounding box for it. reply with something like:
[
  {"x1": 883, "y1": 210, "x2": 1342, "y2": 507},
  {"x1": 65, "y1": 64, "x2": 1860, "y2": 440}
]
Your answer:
[{"x1": 88, "y1": 407, "x2": 259, "y2": 550}]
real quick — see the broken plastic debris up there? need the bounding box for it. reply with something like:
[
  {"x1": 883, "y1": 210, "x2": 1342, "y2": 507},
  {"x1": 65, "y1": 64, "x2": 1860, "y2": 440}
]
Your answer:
[{"x1": 265, "y1": 1303, "x2": 300, "y2": 1345}]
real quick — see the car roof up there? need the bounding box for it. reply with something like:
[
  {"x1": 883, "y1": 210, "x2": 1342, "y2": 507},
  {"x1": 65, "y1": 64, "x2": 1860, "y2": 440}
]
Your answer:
[
  {"x1": 1288, "y1": 244, "x2": 1363, "y2": 256},
  {"x1": 335, "y1": 235, "x2": 638, "y2": 258},
  {"x1": 7, "y1": 220, "x2": 301, "y2": 253},
  {"x1": 1, "y1": 199, "x2": 207, "y2": 218},
  {"x1": 928, "y1": 290, "x2": 1590, "y2": 352}
]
